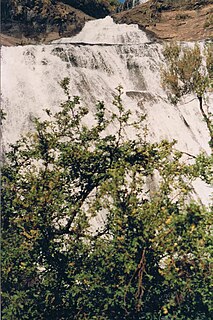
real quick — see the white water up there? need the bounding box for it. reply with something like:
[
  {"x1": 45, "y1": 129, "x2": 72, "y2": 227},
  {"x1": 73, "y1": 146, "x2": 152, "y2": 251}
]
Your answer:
[
  {"x1": 53, "y1": 16, "x2": 149, "y2": 44},
  {"x1": 1, "y1": 17, "x2": 212, "y2": 203}
]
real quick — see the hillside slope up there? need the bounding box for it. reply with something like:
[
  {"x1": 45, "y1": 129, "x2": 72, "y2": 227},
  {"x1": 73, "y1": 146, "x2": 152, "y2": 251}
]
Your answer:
[
  {"x1": 1, "y1": 0, "x2": 119, "y2": 45},
  {"x1": 1, "y1": 0, "x2": 213, "y2": 45},
  {"x1": 114, "y1": 0, "x2": 213, "y2": 41}
]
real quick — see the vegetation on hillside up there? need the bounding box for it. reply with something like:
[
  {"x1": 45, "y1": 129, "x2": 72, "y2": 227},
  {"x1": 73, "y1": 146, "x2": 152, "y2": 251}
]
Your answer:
[
  {"x1": 152, "y1": 0, "x2": 213, "y2": 11},
  {"x1": 58, "y1": 0, "x2": 120, "y2": 18},
  {"x1": 1, "y1": 0, "x2": 213, "y2": 43},
  {"x1": 1, "y1": 0, "x2": 120, "y2": 41},
  {"x1": 1, "y1": 80, "x2": 212, "y2": 319},
  {"x1": 1, "y1": 0, "x2": 90, "y2": 39},
  {"x1": 121, "y1": 0, "x2": 213, "y2": 12},
  {"x1": 114, "y1": 0, "x2": 213, "y2": 41},
  {"x1": 1, "y1": 0, "x2": 120, "y2": 21}
]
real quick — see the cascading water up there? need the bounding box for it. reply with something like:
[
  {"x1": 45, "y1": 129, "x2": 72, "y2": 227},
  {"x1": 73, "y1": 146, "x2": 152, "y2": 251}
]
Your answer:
[{"x1": 1, "y1": 16, "x2": 212, "y2": 203}]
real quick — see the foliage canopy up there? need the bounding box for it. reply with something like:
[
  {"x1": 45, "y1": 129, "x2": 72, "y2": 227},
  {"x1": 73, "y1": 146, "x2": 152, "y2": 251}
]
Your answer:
[{"x1": 1, "y1": 81, "x2": 212, "y2": 319}]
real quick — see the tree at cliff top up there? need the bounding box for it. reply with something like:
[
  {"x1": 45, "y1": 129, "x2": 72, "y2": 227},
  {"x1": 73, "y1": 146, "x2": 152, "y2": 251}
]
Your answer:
[
  {"x1": 161, "y1": 42, "x2": 213, "y2": 148},
  {"x1": 1, "y1": 81, "x2": 212, "y2": 319}
]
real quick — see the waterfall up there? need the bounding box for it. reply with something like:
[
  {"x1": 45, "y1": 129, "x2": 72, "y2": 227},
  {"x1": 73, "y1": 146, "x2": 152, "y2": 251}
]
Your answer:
[{"x1": 1, "y1": 16, "x2": 212, "y2": 203}]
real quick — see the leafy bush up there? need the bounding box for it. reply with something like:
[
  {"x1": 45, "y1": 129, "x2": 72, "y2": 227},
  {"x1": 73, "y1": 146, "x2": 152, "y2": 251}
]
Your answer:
[{"x1": 1, "y1": 82, "x2": 212, "y2": 319}]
